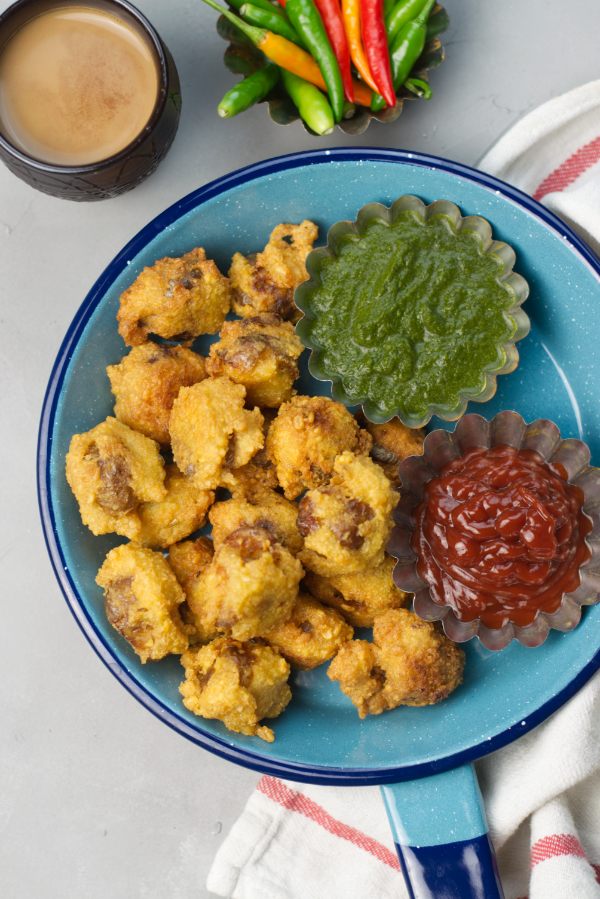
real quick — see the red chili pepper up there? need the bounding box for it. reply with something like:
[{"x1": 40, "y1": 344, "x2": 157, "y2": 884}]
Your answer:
[
  {"x1": 313, "y1": 0, "x2": 354, "y2": 103},
  {"x1": 359, "y1": 0, "x2": 395, "y2": 107}
]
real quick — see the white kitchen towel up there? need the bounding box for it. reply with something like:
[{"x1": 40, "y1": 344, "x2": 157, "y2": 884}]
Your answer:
[{"x1": 207, "y1": 80, "x2": 600, "y2": 899}]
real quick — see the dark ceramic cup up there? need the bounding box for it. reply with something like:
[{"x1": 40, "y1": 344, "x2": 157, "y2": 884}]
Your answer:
[{"x1": 0, "y1": 0, "x2": 181, "y2": 201}]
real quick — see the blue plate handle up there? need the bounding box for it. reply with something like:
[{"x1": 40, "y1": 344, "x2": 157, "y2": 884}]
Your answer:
[{"x1": 381, "y1": 764, "x2": 505, "y2": 899}]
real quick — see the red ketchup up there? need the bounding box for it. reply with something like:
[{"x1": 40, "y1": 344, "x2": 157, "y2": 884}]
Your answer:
[{"x1": 411, "y1": 445, "x2": 591, "y2": 629}]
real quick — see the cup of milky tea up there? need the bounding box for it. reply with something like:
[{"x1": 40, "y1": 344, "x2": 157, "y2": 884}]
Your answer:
[{"x1": 0, "y1": 0, "x2": 181, "y2": 200}]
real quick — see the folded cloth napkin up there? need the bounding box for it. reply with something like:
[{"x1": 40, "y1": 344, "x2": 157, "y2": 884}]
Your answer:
[{"x1": 207, "y1": 80, "x2": 600, "y2": 899}]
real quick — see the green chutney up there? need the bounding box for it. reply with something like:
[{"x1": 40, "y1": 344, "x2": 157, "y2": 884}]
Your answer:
[{"x1": 304, "y1": 210, "x2": 517, "y2": 422}]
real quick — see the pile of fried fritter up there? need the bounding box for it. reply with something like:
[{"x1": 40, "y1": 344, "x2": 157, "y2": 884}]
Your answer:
[{"x1": 66, "y1": 222, "x2": 465, "y2": 742}]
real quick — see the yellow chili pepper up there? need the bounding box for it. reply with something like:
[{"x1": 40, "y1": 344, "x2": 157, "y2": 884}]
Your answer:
[{"x1": 341, "y1": 0, "x2": 379, "y2": 94}]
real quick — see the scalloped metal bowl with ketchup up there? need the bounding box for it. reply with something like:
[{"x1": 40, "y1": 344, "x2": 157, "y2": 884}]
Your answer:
[{"x1": 389, "y1": 411, "x2": 600, "y2": 651}]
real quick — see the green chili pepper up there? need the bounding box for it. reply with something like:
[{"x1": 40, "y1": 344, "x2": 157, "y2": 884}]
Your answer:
[
  {"x1": 285, "y1": 0, "x2": 345, "y2": 122},
  {"x1": 404, "y1": 76, "x2": 431, "y2": 98},
  {"x1": 280, "y1": 67, "x2": 335, "y2": 134},
  {"x1": 371, "y1": 0, "x2": 435, "y2": 111},
  {"x1": 240, "y1": 3, "x2": 307, "y2": 48},
  {"x1": 385, "y1": 0, "x2": 427, "y2": 44},
  {"x1": 383, "y1": 0, "x2": 396, "y2": 19},
  {"x1": 342, "y1": 99, "x2": 356, "y2": 118},
  {"x1": 218, "y1": 61, "x2": 279, "y2": 117},
  {"x1": 228, "y1": 0, "x2": 288, "y2": 17}
]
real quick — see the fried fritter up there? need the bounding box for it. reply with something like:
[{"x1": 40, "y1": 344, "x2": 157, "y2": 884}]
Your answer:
[
  {"x1": 328, "y1": 609, "x2": 465, "y2": 718},
  {"x1": 266, "y1": 395, "x2": 372, "y2": 500},
  {"x1": 206, "y1": 314, "x2": 303, "y2": 407},
  {"x1": 169, "y1": 378, "x2": 264, "y2": 492},
  {"x1": 169, "y1": 536, "x2": 219, "y2": 644},
  {"x1": 96, "y1": 542, "x2": 189, "y2": 663},
  {"x1": 136, "y1": 464, "x2": 214, "y2": 549},
  {"x1": 179, "y1": 636, "x2": 291, "y2": 742},
  {"x1": 200, "y1": 527, "x2": 304, "y2": 641},
  {"x1": 229, "y1": 221, "x2": 318, "y2": 323},
  {"x1": 355, "y1": 411, "x2": 425, "y2": 489},
  {"x1": 297, "y1": 451, "x2": 399, "y2": 576},
  {"x1": 169, "y1": 535, "x2": 215, "y2": 592},
  {"x1": 209, "y1": 486, "x2": 303, "y2": 556},
  {"x1": 303, "y1": 553, "x2": 409, "y2": 627},
  {"x1": 265, "y1": 592, "x2": 353, "y2": 670},
  {"x1": 65, "y1": 417, "x2": 166, "y2": 540},
  {"x1": 117, "y1": 247, "x2": 230, "y2": 346},
  {"x1": 107, "y1": 342, "x2": 207, "y2": 446},
  {"x1": 220, "y1": 408, "x2": 279, "y2": 493}
]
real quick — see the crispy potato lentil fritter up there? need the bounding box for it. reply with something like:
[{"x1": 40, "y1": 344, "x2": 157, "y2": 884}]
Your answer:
[
  {"x1": 229, "y1": 221, "x2": 318, "y2": 323},
  {"x1": 303, "y1": 553, "x2": 409, "y2": 628},
  {"x1": 199, "y1": 527, "x2": 303, "y2": 642},
  {"x1": 297, "y1": 451, "x2": 399, "y2": 577},
  {"x1": 96, "y1": 543, "x2": 189, "y2": 663},
  {"x1": 65, "y1": 223, "x2": 467, "y2": 741},
  {"x1": 180, "y1": 636, "x2": 292, "y2": 742},
  {"x1": 266, "y1": 395, "x2": 373, "y2": 500},
  {"x1": 209, "y1": 486, "x2": 303, "y2": 556},
  {"x1": 265, "y1": 592, "x2": 353, "y2": 670},
  {"x1": 66, "y1": 417, "x2": 166, "y2": 539},
  {"x1": 117, "y1": 247, "x2": 230, "y2": 345},
  {"x1": 107, "y1": 342, "x2": 207, "y2": 446},
  {"x1": 355, "y1": 411, "x2": 425, "y2": 489},
  {"x1": 328, "y1": 609, "x2": 465, "y2": 718},
  {"x1": 206, "y1": 313, "x2": 304, "y2": 408},
  {"x1": 169, "y1": 378, "x2": 264, "y2": 492}
]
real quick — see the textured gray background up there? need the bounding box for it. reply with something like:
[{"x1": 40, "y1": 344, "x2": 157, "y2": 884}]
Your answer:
[{"x1": 1, "y1": 1, "x2": 600, "y2": 896}]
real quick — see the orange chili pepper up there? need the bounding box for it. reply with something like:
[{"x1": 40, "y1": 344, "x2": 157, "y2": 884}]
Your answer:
[
  {"x1": 263, "y1": 31, "x2": 372, "y2": 104},
  {"x1": 341, "y1": 0, "x2": 379, "y2": 94}
]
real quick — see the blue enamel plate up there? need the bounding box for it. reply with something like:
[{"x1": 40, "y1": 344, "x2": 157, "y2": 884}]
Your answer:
[{"x1": 38, "y1": 149, "x2": 600, "y2": 898}]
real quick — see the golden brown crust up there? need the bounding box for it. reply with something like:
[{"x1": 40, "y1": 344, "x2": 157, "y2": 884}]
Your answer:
[
  {"x1": 266, "y1": 395, "x2": 372, "y2": 500},
  {"x1": 297, "y1": 452, "x2": 399, "y2": 577},
  {"x1": 302, "y1": 554, "x2": 409, "y2": 627},
  {"x1": 168, "y1": 537, "x2": 219, "y2": 644},
  {"x1": 107, "y1": 342, "x2": 207, "y2": 446},
  {"x1": 198, "y1": 527, "x2": 304, "y2": 641},
  {"x1": 169, "y1": 378, "x2": 264, "y2": 492},
  {"x1": 209, "y1": 487, "x2": 303, "y2": 556},
  {"x1": 355, "y1": 411, "x2": 425, "y2": 489},
  {"x1": 136, "y1": 464, "x2": 214, "y2": 549},
  {"x1": 328, "y1": 609, "x2": 465, "y2": 718},
  {"x1": 229, "y1": 221, "x2": 318, "y2": 323},
  {"x1": 206, "y1": 314, "x2": 303, "y2": 408},
  {"x1": 265, "y1": 592, "x2": 353, "y2": 670},
  {"x1": 117, "y1": 247, "x2": 230, "y2": 346},
  {"x1": 65, "y1": 417, "x2": 166, "y2": 539},
  {"x1": 96, "y1": 543, "x2": 189, "y2": 663},
  {"x1": 180, "y1": 636, "x2": 291, "y2": 741},
  {"x1": 220, "y1": 408, "x2": 279, "y2": 493}
]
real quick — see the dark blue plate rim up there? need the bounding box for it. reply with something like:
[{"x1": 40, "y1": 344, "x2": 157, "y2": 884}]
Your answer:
[{"x1": 37, "y1": 146, "x2": 600, "y2": 786}]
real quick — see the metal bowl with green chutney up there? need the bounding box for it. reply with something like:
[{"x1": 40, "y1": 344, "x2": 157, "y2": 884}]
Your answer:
[{"x1": 294, "y1": 195, "x2": 531, "y2": 427}]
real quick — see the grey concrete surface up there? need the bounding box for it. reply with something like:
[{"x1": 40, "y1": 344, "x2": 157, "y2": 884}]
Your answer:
[{"x1": 1, "y1": 1, "x2": 599, "y2": 897}]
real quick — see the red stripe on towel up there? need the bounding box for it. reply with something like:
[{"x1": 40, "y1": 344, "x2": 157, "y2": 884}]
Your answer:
[
  {"x1": 257, "y1": 776, "x2": 401, "y2": 872},
  {"x1": 533, "y1": 134, "x2": 600, "y2": 200},
  {"x1": 531, "y1": 833, "x2": 587, "y2": 867}
]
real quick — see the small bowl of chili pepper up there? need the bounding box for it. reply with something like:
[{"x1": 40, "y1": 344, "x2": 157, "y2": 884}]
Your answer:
[
  {"x1": 388, "y1": 411, "x2": 600, "y2": 651},
  {"x1": 204, "y1": 0, "x2": 448, "y2": 136}
]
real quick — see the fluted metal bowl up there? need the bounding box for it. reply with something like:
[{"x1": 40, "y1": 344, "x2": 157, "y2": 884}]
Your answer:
[
  {"x1": 217, "y1": 5, "x2": 448, "y2": 136},
  {"x1": 388, "y1": 410, "x2": 600, "y2": 651},
  {"x1": 295, "y1": 196, "x2": 530, "y2": 427}
]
